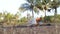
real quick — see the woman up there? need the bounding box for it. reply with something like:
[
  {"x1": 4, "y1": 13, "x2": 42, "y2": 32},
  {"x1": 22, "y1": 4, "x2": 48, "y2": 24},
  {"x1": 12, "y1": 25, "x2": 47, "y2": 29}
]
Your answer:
[{"x1": 36, "y1": 17, "x2": 43, "y2": 26}]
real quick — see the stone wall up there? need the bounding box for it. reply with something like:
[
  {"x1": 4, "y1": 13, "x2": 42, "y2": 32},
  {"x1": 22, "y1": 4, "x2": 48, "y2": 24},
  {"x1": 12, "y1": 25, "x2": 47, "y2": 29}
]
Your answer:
[{"x1": 0, "y1": 23, "x2": 60, "y2": 34}]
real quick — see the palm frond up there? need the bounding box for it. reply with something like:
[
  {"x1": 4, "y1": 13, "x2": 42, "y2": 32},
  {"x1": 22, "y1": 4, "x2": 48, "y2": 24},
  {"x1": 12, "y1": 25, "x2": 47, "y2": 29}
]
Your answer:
[
  {"x1": 58, "y1": 0, "x2": 60, "y2": 6},
  {"x1": 19, "y1": 3, "x2": 31, "y2": 12},
  {"x1": 33, "y1": 6, "x2": 39, "y2": 14},
  {"x1": 49, "y1": 0, "x2": 60, "y2": 9},
  {"x1": 42, "y1": 0, "x2": 51, "y2": 5},
  {"x1": 35, "y1": 1, "x2": 43, "y2": 10},
  {"x1": 26, "y1": 0, "x2": 34, "y2": 4},
  {"x1": 19, "y1": 7, "x2": 27, "y2": 12}
]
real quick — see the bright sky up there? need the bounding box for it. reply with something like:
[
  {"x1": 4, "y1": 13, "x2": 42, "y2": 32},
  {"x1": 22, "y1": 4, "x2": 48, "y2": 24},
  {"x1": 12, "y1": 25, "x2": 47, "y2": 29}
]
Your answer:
[
  {"x1": 0, "y1": 0, "x2": 26, "y2": 14},
  {"x1": 0, "y1": 0, "x2": 60, "y2": 18}
]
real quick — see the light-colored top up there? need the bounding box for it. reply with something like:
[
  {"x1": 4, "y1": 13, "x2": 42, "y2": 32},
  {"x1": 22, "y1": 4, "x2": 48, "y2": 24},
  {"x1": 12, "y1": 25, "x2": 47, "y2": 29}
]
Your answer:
[{"x1": 28, "y1": 18, "x2": 37, "y2": 25}]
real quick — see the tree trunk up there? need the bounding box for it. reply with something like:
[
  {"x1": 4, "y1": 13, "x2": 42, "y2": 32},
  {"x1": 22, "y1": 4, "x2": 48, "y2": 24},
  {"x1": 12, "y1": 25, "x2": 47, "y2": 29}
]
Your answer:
[
  {"x1": 44, "y1": 10, "x2": 46, "y2": 22},
  {"x1": 27, "y1": 11, "x2": 28, "y2": 19},
  {"x1": 32, "y1": 10, "x2": 34, "y2": 18},
  {"x1": 31, "y1": 4, "x2": 34, "y2": 18},
  {"x1": 45, "y1": 10, "x2": 46, "y2": 18},
  {"x1": 54, "y1": 7, "x2": 57, "y2": 22},
  {"x1": 54, "y1": 7, "x2": 57, "y2": 18}
]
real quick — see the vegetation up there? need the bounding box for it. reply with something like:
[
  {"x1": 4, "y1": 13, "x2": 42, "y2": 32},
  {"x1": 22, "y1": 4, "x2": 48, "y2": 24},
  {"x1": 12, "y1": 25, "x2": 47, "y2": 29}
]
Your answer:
[
  {"x1": 0, "y1": 12, "x2": 30, "y2": 26},
  {"x1": 19, "y1": 0, "x2": 41, "y2": 18},
  {"x1": 0, "y1": 0, "x2": 60, "y2": 26},
  {"x1": 19, "y1": 0, "x2": 60, "y2": 23},
  {"x1": 19, "y1": 17, "x2": 28, "y2": 25},
  {"x1": 43, "y1": 15, "x2": 60, "y2": 23},
  {"x1": 49, "y1": 0, "x2": 60, "y2": 22}
]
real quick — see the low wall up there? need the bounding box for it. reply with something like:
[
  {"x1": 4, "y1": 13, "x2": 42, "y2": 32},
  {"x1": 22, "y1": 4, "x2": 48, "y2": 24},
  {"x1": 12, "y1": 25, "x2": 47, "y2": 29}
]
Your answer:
[
  {"x1": 0, "y1": 23, "x2": 60, "y2": 34},
  {"x1": 0, "y1": 26, "x2": 58, "y2": 34}
]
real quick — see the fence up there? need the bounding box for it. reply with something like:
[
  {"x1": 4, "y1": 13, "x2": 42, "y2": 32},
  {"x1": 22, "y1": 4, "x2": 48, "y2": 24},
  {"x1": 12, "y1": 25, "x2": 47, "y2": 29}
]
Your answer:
[{"x1": 0, "y1": 23, "x2": 60, "y2": 34}]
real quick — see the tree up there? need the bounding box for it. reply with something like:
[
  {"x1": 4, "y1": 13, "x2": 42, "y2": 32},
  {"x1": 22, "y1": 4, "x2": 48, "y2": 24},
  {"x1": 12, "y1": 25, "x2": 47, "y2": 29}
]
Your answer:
[
  {"x1": 35, "y1": 0, "x2": 51, "y2": 22},
  {"x1": 49, "y1": 0, "x2": 60, "y2": 22},
  {"x1": 19, "y1": 0, "x2": 40, "y2": 18},
  {"x1": 42, "y1": 0, "x2": 51, "y2": 22},
  {"x1": 3, "y1": 13, "x2": 14, "y2": 25},
  {"x1": 0, "y1": 13, "x2": 3, "y2": 25}
]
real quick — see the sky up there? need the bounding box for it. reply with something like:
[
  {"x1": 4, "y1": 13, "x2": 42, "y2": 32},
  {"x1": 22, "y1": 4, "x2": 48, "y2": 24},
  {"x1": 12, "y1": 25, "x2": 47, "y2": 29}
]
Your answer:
[
  {"x1": 0, "y1": 0, "x2": 26, "y2": 14},
  {"x1": 0, "y1": 0, "x2": 60, "y2": 18}
]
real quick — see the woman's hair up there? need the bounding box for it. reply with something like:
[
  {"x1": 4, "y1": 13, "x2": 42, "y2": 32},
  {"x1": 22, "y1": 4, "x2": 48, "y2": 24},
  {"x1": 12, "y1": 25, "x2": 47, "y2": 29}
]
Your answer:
[{"x1": 36, "y1": 17, "x2": 42, "y2": 23}]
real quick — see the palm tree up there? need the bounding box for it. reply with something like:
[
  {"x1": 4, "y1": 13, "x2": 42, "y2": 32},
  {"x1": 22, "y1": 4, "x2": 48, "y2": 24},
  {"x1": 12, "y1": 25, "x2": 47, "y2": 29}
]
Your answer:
[
  {"x1": 49, "y1": 0, "x2": 60, "y2": 22},
  {"x1": 19, "y1": 0, "x2": 39, "y2": 19},
  {"x1": 35, "y1": 0, "x2": 51, "y2": 22},
  {"x1": 26, "y1": 0, "x2": 52, "y2": 22},
  {"x1": 19, "y1": 0, "x2": 54, "y2": 23},
  {"x1": 42, "y1": 0, "x2": 51, "y2": 22}
]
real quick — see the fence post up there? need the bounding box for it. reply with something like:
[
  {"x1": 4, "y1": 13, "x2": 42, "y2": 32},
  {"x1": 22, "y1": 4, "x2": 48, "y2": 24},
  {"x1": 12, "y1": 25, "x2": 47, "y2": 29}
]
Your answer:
[
  {"x1": 55, "y1": 23, "x2": 58, "y2": 34},
  {"x1": 13, "y1": 27, "x2": 14, "y2": 34},
  {"x1": 3, "y1": 28, "x2": 7, "y2": 34},
  {"x1": 13, "y1": 26, "x2": 16, "y2": 34}
]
